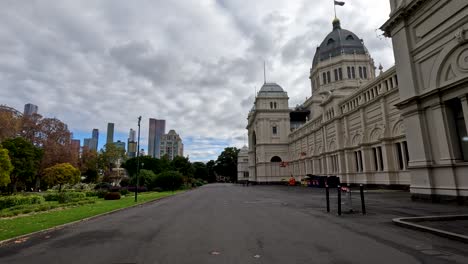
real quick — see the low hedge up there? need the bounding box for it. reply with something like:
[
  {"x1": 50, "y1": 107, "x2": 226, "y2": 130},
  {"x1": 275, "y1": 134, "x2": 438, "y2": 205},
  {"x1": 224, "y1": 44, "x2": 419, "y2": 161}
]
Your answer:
[
  {"x1": 0, "y1": 195, "x2": 45, "y2": 210},
  {"x1": 43, "y1": 192, "x2": 86, "y2": 203},
  {"x1": 104, "y1": 192, "x2": 121, "y2": 200}
]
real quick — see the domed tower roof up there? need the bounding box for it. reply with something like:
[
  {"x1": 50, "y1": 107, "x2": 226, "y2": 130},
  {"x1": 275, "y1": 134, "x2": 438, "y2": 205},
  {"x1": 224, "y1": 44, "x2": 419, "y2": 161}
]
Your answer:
[
  {"x1": 238, "y1": 145, "x2": 249, "y2": 156},
  {"x1": 259, "y1": 82, "x2": 284, "y2": 93},
  {"x1": 257, "y1": 82, "x2": 287, "y2": 98},
  {"x1": 312, "y1": 18, "x2": 367, "y2": 67}
]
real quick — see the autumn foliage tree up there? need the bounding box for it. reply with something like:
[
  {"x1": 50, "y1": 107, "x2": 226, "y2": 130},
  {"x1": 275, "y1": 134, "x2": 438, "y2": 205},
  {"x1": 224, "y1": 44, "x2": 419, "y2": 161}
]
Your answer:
[
  {"x1": 38, "y1": 117, "x2": 77, "y2": 171},
  {"x1": 79, "y1": 148, "x2": 99, "y2": 183},
  {"x1": 0, "y1": 110, "x2": 21, "y2": 142},
  {"x1": 0, "y1": 146, "x2": 13, "y2": 187},
  {"x1": 42, "y1": 163, "x2": 80, "y2": 191}
]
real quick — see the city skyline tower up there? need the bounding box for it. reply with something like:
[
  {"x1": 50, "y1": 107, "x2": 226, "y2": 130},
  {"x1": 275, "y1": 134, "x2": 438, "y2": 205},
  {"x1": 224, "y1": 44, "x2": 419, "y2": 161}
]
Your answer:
[
  {"x1": 148, "y1": 118, "x2": 166, "y2": 158},
  {"x1": 23, "y1": 103, "x2": 38, "y2": 116},
  {"x1": 106, "y1": 123, "x2": 114, "y2": 145}
]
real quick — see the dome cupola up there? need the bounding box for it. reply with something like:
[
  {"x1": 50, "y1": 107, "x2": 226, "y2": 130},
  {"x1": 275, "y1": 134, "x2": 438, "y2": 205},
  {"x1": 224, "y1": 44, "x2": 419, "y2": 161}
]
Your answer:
[{"x1": 312, "y1": 18, "x2": 368, "y2": 67}]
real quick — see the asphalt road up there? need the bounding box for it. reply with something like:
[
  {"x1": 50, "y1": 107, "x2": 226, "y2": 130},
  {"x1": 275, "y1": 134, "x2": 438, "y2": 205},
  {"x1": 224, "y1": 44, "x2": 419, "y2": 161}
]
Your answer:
[{"x1": 1, "y1": 183, "x2": 468, "y2": 264}]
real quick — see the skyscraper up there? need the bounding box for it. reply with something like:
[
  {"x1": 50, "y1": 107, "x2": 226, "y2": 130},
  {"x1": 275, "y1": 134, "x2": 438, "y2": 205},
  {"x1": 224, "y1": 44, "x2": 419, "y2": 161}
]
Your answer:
[
  {"x1": 90, "y1": 128, "x2": 99, "y2": 151},
  {"x1": 148, "y1": 119, "x2": 165, "y2": 158},
  {"x1": 127, "y1": 129, "x2": 137, "y2": 158},
  {"x1": 106, "y1": 123, "x2": 114, "y2": 145},
  {"x1": 83, "y1": 138, "x2": 91, "y2": 150},
  {"x1": 23, "y1": 103, "x2": 38, "y2": 116}
]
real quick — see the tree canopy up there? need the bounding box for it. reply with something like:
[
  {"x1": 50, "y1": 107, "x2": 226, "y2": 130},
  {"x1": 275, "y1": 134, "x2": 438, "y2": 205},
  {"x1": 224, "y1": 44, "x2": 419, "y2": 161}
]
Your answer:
[
  {"x1": 1, "y1": 137, "x2": 43, "y2": 191},
  {"x1": 214, "y1": 147, "x2": 239, "y2": 182},
  {"x1": 42, "y1": 163, "x2": 80, "y2": 191},
  {"x1": 0, "y1": 146, "x2": 13, "y2": 187}
]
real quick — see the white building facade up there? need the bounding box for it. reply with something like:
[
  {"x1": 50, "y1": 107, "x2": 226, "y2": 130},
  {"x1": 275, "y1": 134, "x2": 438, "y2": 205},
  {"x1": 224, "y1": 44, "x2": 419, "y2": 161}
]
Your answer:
[
  {"x1": 237, "y1": 146, "x2": 249, "y2": 182},
  {"x1": 245, "y1": 0, "x2": 468, "y2": 201},
  {"x1": 159, "y1": 129, "x2": 184, "y2": 160},
  {"x1": 382, "y1": 0, "x2": 468, "y2": 200}
]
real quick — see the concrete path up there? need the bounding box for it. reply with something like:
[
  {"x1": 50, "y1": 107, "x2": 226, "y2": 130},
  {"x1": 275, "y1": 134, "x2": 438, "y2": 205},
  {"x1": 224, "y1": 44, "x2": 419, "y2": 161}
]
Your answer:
[{"x1": 1, "y1": 184, "x2": 468, "y2": 264}]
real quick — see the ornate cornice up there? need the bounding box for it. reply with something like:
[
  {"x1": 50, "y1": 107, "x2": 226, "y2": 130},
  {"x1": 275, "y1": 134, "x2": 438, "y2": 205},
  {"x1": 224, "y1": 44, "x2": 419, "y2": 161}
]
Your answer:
[{"x1": 380, "y1": 0, "x2": 427, "y2": 37}]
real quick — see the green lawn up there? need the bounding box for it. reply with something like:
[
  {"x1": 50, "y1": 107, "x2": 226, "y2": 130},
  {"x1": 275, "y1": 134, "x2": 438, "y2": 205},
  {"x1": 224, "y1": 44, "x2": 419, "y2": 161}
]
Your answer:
[{"x1": 0, "y1": 191, "x2": 183, "y2": 241}]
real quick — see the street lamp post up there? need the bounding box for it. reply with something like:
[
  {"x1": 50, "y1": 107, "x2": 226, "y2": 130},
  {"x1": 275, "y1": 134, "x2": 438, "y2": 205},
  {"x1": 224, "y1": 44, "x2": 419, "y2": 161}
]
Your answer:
[{"x1": 135, "y1": 116, "x2": 142, "y2": 202}]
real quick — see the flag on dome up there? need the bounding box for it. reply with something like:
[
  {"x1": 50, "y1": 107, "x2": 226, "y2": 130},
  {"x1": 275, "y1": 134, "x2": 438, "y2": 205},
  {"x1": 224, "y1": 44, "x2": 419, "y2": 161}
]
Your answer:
[{"x1": 334, "y1": 1, "x2": 345, "y2": 6}]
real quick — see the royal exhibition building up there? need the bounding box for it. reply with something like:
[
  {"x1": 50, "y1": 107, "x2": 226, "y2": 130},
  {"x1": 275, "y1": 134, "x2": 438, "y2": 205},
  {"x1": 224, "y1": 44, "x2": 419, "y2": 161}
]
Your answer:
[{"x1": 238, "y1": 0, "x2": 468, "y2": 201}]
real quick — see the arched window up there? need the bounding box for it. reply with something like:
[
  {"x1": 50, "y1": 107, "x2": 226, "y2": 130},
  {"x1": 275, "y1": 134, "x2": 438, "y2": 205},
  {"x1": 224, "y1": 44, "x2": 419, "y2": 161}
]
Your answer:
[
  {"x1": 359, "y1": 66, "x2": 363, "y2": 78},
  {"x1": 327, "y1": 38, "x2": 335, "y2": 45},
  {"x1": 351, "y1": 67, "x2": 356, "y2": 79},
  {"x1": 346, "y1": 35, "x2": 354, "y2": 40},
  {"x1": 327, "y1": 71, "x2": 331, "y2": 83},
  {"x1": 271, "y1": 156, "x2": 282, "y2": 162},
  {"x1": 363, "y1": 67, "x2": 368, "y2": 79},
  {"x1": 323, "y1": 72, "x2": 327, "y2": 84},
  {"x1": 274, "y1": 102, "x2": 277, "y2": 109},
  {"x1": 270, "y1": 102, "x2": 273, "y2": 109}
]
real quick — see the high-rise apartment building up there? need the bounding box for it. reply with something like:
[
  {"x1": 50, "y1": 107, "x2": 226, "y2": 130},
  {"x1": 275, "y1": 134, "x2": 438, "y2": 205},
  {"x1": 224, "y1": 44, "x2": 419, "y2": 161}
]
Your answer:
[
  {"x1": 106, "y1": 123, "x2": 114, "y2": 145},
  {"x1": 115, "y1": 140, "x2": 126, "y2": 152},
  {"x1": 83, "y1": 138, "x2": 91, "y2": 150},
  {"x1": 148, "y1": 119, "x2": 165, "y2": 158},
  {"x1": 91, "y1": 129, "x2": 99, "y2": 151},
  {"x1": 127, "y1": 129, "x2": 137, "y2": 158},
  {"x1": 23, "y1": 103, "x2": 38, "y2": 116},
  {"x1": 159, "y1": 129, "x2": 183, "y2": 160}
]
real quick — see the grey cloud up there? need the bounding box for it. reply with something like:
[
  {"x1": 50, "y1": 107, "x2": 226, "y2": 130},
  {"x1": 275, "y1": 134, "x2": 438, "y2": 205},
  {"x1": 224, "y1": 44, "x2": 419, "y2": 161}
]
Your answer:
[{"x1": 0, "y1": 0, "x2": 394, "y2": 161}]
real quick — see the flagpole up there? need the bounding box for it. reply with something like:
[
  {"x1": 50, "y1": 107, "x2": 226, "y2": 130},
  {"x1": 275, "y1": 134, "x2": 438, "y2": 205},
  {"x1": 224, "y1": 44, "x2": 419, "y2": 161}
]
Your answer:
[{"x1": 334, "y1": 0, "x2": 336, "y2": 18}]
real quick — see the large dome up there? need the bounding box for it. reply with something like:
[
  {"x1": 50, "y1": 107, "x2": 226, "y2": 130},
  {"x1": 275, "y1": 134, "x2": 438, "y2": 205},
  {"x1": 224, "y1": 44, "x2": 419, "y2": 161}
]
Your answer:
[
  {"x1": 259, "y1": 82, "x2": 284, "y2": 93},
  {"x1": 312, "y1": 18, "x2": 367, "y2": 66}
]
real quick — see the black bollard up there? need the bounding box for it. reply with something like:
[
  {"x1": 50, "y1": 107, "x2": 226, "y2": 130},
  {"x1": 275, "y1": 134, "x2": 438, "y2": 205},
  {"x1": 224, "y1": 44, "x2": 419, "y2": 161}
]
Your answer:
[
  {"x1": 337, "y1": 185, "x2": 342, "y2": 216},
  {"x1": 326, "y1": 185, "x2": 330, "y2": 213},
  {"x1": 360, "y1": 184, "x2": 366, "y2": 215}
]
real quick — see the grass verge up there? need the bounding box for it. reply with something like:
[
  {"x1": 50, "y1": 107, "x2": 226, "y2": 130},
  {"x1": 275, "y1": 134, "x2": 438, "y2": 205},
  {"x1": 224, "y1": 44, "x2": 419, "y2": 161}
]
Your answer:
[{"x1": 0, "y1": 191, "x2": 182, "y2": 241}]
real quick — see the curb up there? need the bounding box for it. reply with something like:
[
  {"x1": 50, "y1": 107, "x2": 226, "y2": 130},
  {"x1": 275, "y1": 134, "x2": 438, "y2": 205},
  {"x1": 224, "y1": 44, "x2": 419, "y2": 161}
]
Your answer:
[
  {"x1": 393, "y1": 215, "x2": 468, "y2": 243},
  {"x1": 0, "y1": 190, "x2": 188, "y2": 247}
]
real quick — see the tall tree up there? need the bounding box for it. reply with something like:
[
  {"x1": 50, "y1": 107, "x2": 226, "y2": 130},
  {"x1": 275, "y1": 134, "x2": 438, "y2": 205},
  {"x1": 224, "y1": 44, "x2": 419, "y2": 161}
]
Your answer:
[
  {"x1": 0, "y1": 110, "x2": 21, "y2": 142},
  {"x1": 39, "y1": 117, "x2": 77, "y2": 171},
  {"x1": 79, "y1": 148, "x2": 99, "y2": 182},
  {"x1": 214, "y1": 147, "x2": 240, "y2": 182},
  {"x1": 1, "y1": 137, "x2": 43, "y2": 192},
  {"x1": 42, "y1": 163, "x2": 80, "y2": 191},
  {"x1": 19, "y1": 113, "x2": 43, "y2": 146},
  {"x1": 121, "y1": 156, "x2": 162, "y2": 177},
  {"x1": 206, "y1": 160, "x2": 216, "y2": 183},
  {"x1": 171, "y1": 156, "x2": 194, "y2": 177},
  {"x1": 0, "y1": 146, "x2": 13, "y2": 187},
  {"x1": 192, "y1": 162, "x2": 208, "y2": 181}
]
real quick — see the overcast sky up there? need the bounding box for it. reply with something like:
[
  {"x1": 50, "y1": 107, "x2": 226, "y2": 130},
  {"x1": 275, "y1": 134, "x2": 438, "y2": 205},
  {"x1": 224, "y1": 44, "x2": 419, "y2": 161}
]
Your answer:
[{"x1": 0, "y1": 0, "x2": 394, "y2": 162}]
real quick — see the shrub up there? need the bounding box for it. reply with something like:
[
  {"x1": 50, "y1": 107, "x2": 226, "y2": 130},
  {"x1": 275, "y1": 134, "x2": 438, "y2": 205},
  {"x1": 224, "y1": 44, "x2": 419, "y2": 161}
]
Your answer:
[
  {"x1": 109, "y1": 186, "x2": 121, "y2": 192},
  {"x1": 119, "y1": 178, "x2": 130, "y2": 187},
  {"x1": 0, "y1": 195, "x2": 45, "y2": 210},
  {"x1": 85, "y1": 191, "x2": 98, "y2": 197},
  {"x1": 104, "y1": 192, "x2": 121, "y2": 200},
  {"x1": 97, "y1": 190, "x2": 108, "y2": 198},
  {"x1": 94, "y1": 182, "x2": 112, "y2": 190},
  {"x1": 151, "y1": 171, "x2": 184, "y2": 191},
  {"x1": 44, "y1": 192, "x2": 86, "y2": 203},
  {"x1": 120, "y1": 188, "x2": 129, "y2": 195},
  {"x1": 126, "y1": 186, "x2": 148, "y2": 192}
]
